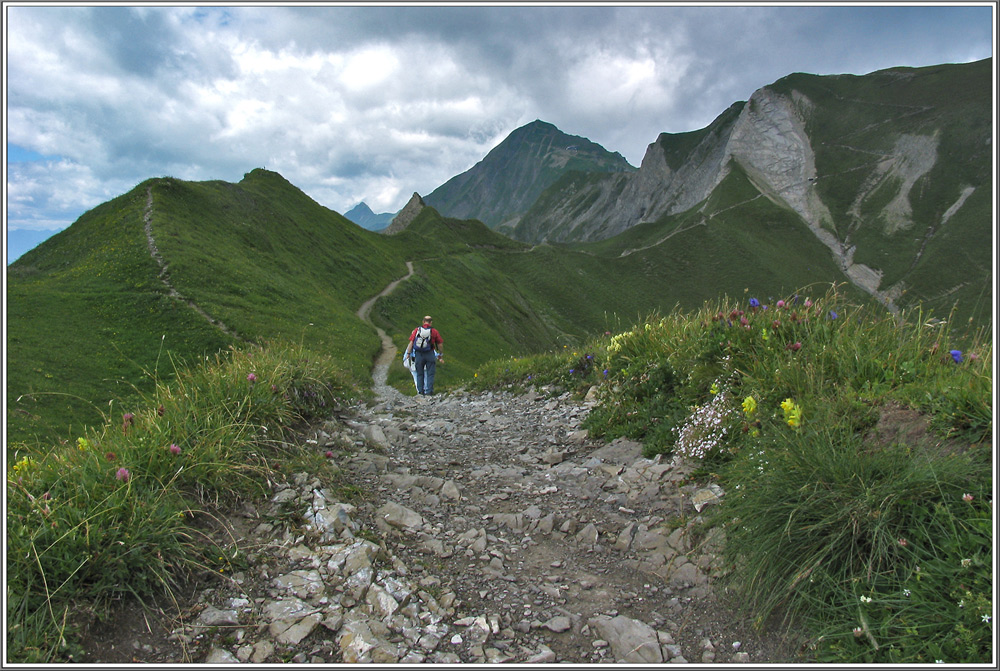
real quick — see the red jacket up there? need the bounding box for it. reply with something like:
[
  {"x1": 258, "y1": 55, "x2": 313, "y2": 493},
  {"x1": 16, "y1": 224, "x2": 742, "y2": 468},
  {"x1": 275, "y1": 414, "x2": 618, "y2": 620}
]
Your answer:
[{"x1": 409, "y1": 325, "x2": 443, "y2": 349}]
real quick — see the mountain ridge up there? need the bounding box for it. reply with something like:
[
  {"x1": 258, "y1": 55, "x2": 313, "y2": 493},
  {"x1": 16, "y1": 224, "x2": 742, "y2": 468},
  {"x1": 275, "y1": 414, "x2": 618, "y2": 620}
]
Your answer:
[
  {"x1": 505, "y1": 59, "x2": 991, "y2": 318},
  {"x1": 7, "y1": 60, "x2": 991, "y2": 447},
  {"x1": 423, "y1": 119, "x2": 635, "y2": 230}
]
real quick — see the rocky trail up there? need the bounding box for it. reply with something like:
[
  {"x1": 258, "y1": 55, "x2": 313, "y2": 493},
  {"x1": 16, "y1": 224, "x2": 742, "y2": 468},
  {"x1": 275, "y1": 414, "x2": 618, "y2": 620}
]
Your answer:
[{"x1": 79, "y1": 269, "x2": 805, "y2": 665}]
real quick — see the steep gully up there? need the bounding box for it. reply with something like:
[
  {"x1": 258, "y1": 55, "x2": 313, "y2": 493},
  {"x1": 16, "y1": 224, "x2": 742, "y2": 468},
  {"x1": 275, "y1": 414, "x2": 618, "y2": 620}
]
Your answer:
[{"x1": 96, "y1": 221, "x2": 803, "y2": 664}]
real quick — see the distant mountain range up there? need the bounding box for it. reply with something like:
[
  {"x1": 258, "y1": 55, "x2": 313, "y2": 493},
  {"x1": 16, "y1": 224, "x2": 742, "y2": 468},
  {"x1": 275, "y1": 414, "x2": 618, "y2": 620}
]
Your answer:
[
  {"x1": 344, "y1": 202, "x2": 394, "y2": 231},
  {"x1": 7, "y1": 58, "x2": 991, "y2": 447},
  {"x1": 415, "y1": 58, "x2": 992, "y2": 318}
]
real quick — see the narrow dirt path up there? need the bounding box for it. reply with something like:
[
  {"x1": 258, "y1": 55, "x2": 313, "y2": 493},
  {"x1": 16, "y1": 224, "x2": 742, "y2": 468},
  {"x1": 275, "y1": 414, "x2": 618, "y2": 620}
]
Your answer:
[
  {"x1": 356, "y1": 260, "x2": 415, "y2": 395},
  {"x1": 142, "y1": 186, "x2": 241, "y2": 340}
]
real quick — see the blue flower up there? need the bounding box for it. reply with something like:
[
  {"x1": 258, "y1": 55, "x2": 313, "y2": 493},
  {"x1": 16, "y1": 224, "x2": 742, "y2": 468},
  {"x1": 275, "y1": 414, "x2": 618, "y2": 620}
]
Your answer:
[
  {"x1": 749, "y1": 298, "x2": 760, "y2": 308},
  {"x1": 950, "y1": 349, "x2": 963, "y2": 364},
  {"x1": 829, "y1": 310, "x2": 838, "y2": 320}
]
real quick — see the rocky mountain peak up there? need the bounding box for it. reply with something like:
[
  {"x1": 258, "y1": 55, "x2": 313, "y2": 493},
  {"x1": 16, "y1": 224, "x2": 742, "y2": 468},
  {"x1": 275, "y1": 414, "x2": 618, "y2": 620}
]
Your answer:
[
  {"x1": 423, "y1": 120, "x2": 634, "y2": 230},
  {"x1": 382, "y1": 193, "x2": 426, "y2": 235}
]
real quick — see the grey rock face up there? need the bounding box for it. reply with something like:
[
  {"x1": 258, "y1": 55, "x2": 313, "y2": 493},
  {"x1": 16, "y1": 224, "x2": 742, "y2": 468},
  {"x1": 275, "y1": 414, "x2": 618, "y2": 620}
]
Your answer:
[{"x1": 383, "y1": 192, "x2": 426, "y2": 235}]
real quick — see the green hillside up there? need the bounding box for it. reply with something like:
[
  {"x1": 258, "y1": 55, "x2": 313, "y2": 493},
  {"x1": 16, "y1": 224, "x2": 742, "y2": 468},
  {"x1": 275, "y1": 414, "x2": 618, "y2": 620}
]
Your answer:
[
  {"x1": 7, "y1": 170, "x2": 411, "y2": 447},
  {"x1": 7, "y1": 186, "x2": 234, "y2": 445}
]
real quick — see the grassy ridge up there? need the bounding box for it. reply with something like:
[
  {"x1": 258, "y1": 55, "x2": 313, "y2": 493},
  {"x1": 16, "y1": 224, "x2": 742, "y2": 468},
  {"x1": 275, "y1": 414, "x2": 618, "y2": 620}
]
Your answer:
[
  {"x1": 148, "y1": 171, "x2": 405, "y2": 374},
  {"x1": 8, "y1": 169, "x2": 410, "y2": 447},
  {"x1": 7, "y1": 187, "x2": 233, "y2": 446}
]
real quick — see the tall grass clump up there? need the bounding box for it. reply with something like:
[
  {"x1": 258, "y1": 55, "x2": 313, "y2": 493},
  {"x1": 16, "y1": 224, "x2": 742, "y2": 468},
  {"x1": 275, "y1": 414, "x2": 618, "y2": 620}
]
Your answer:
[
  {"x1": 6, "y1": 341, "x2": 357, "y2": 663},
  {"x1": 473, "y1": 283, "x2": 992, "y2": 663},
  {"x1": 724, "y1": 423, "x2": 992, "y2": 663}
]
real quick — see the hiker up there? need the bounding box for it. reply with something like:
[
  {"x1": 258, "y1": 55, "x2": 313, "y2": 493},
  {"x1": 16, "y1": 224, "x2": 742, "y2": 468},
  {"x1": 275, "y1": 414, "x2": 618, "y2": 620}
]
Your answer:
[
  {"x1": 403, "y1": 315, "x2": 443, "y2": 395},
  {"x1": 402, "y1": 346, "x2": 420, "y2": 391}
]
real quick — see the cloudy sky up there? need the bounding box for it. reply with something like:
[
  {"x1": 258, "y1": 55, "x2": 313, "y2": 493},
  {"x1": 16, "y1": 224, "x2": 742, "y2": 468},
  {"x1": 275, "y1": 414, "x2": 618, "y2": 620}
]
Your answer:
[{"x1": 4, "y1": 2, "x2": 994, "y2": 263}]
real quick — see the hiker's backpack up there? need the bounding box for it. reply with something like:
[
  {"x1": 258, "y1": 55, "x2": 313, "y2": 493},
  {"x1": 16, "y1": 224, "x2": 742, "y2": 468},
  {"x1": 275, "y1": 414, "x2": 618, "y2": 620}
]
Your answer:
[{"x1": 414, "y1": 326, "x2": 433, "y2": 352}]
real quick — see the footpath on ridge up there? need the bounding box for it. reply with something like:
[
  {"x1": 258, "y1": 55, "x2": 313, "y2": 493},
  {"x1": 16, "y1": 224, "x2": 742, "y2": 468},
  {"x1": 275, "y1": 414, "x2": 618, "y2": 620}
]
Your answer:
[{"x1": 80, "y1": 265, "x2": 801, "y2": 664}]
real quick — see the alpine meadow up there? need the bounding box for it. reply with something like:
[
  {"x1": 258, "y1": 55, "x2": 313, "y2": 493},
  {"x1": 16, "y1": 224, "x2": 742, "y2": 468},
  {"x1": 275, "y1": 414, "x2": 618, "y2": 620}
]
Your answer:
[{"x1": 5, "y1": 58, "x2": 994, "y2": 664}]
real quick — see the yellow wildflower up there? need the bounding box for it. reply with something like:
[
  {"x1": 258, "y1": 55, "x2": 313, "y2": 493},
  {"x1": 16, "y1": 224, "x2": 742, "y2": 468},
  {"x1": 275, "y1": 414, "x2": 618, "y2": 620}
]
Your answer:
[
  {"x1": 781, "y1": 398, "x2": 803, "y2": 428},
  {"x1": 12, "y1": 456, "x2": 36, "y2": 474}
]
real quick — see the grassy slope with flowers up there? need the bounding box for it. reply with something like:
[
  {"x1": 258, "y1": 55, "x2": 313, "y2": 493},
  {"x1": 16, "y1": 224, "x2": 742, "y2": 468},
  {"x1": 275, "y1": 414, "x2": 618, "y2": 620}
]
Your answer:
[
  {"x1": 470, "y1": 285, "x2": 992, "y2": 664},
  {"x1": 7, "y1": 342, "x2": 360, "y2": 662}
]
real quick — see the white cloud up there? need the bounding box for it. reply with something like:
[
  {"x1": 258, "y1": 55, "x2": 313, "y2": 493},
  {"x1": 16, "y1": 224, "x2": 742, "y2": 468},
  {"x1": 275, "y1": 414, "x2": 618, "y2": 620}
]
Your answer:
[
  {"x1": 562, "y1": 44, "x2": 694, "y2": 122},
  {"x1": 6, "y1": 158, "x2": 126, "y2": 231},
  {"x1": 339, "y1": 45, "x2": 400, "y2": 91}
]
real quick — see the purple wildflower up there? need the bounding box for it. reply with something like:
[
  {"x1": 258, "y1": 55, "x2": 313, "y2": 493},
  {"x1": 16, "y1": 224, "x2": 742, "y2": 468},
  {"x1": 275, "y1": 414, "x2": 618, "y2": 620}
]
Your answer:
[
  {"x1": 950, "y1": 350, "x2": 963, "y2": 364},
  {"x1": 116, "y1": 467, "x2": 130, "y2": 482}
]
